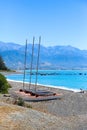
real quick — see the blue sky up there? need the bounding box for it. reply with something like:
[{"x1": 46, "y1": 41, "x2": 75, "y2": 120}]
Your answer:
[{"x1": 0, "y1": 0, "x2": 87, "y2": 49}]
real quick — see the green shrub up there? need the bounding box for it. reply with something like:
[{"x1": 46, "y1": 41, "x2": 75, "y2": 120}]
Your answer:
[
  {"x1": 0, "y1": 73, "x2": 11, "y2": 94},
  {"x1": 26, "y1": 104, "x2": 32, "y2": 108},
  {"x1": 17, "y1": 97, "x2": 25, "y2": 106}
]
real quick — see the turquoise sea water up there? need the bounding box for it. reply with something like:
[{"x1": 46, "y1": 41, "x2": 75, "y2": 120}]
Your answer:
[{"x1": 6, "y1": 70, "x2": 87, "y2": 91}]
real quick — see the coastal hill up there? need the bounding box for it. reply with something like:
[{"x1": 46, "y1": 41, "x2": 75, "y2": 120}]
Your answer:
[{"x1": 0, "y1": 41, "x2": 87, "y2": 69}]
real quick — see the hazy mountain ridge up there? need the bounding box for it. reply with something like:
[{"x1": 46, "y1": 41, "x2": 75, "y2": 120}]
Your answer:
[
  {"x1": 0, "y1": 41, "x2": 87, "y2": 69},
  {"x1": 0, "y1": 41, "x2": 22, "y2": 51}
]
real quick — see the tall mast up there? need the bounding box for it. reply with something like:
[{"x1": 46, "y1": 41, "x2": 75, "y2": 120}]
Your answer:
[
  {"x1": 29, "y1": 37, "x2": 35, "y2": 90},
  {"x1": 35, "y1": 36, "x2": 41, "y2": 91},
  {"x1": 23, "y1": 39, "x2": 27, "y2": 90}
]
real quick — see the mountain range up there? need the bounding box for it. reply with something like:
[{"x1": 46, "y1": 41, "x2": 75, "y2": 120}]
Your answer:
[{"x1": 0, "y1": 41, "x2": 87, "y2": 70}]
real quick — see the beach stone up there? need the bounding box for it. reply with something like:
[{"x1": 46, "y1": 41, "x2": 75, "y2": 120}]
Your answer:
[
  {"x1": 0, "y1": 102, "x2": 87, "y2": 130},
  {"x1": 1, "y1": 80, "x2": 87, "y2": 129}
]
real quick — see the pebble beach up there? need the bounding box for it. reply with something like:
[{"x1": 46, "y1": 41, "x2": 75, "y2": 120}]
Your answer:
[{"x1": 0, "y1": 71, "x2": 87, "y2": 129}]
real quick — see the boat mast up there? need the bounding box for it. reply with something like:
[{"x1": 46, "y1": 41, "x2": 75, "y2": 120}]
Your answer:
[
  {"x1": 29, "y1": 37, "x2": 35, "y2": 90},
  {"x1": 35, "y1": 36, "x2": 41, "y2": 91},
  {"x1": 23, "y1": 39, "x2": 27, "y2": 90}
]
